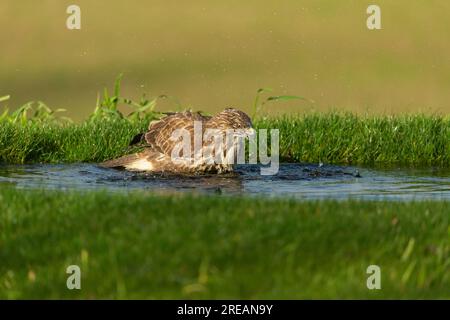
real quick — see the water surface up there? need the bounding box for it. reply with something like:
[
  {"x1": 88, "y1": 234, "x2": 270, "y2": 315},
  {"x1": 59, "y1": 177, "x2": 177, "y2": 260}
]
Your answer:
[{"x1": 1, "y1": 163, "x2": 449, "y2": 201}]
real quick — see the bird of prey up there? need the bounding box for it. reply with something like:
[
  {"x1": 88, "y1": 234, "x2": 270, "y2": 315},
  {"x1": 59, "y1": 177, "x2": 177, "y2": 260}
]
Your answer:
[{"x1": 100, "y1": 108, "x2": 254, "y2": 173}]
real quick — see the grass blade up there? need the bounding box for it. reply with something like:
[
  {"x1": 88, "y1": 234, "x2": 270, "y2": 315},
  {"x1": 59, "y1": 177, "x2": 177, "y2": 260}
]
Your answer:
[{"x1": 0, "y1": 95, "x2": 11, "y2": 103}]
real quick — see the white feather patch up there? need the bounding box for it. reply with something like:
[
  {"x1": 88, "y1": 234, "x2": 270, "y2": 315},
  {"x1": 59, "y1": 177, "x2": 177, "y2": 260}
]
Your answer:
[{"x1": 125, "y1": 159, "x2": 154, "y2": 171}]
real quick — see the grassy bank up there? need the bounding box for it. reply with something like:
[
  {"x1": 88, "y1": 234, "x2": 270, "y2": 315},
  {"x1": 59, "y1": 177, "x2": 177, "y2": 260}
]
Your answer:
[
  {"x1": 0, "y1": 113, "x2": 449, "y2": 166},
  {"x1": 0, "y1": 117, "x2": 146, "y2": 164},
  {"x1": 258, "y1": 114, "x2": 450, "y2": 165},
  {"x1": 0, "y1": 188, "x2": 448, "y2": 299}
]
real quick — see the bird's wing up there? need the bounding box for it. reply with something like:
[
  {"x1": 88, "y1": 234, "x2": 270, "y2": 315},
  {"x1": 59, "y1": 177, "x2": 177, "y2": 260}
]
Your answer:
[{"x1": 144, "y1": 111, "x2": 210, "y2": 156}]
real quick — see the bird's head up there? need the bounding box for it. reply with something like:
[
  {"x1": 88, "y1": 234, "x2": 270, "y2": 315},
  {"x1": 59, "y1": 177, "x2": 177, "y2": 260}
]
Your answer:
[{"x1": 209, "y1": 108, "x2": 254, "y2": 137}]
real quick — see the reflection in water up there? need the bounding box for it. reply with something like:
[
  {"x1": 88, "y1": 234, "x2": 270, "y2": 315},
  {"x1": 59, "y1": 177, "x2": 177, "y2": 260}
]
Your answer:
[{"x1": 0, "y1": 163, "x2": 449, "y2": 201}]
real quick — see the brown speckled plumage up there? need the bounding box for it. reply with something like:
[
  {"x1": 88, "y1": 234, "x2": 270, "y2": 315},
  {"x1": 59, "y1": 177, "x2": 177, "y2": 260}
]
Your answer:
[{"x1": 100, "y1": 108, "x2": 253, "y2": 173}]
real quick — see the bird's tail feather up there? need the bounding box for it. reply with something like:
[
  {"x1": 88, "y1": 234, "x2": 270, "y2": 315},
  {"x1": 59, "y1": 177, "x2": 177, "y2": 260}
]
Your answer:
[{"x1": 99, "y1": 153, "x2": 141, "y2": 168}]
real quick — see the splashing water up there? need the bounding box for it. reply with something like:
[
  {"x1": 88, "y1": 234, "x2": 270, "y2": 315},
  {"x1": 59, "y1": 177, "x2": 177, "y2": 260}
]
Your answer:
[{"x1": 0, "y1": 163, "x2": 449, "y2": 201}]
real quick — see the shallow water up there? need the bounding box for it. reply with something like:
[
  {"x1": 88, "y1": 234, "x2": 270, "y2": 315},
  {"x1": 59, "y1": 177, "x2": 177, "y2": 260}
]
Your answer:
[{"x1": 0, "y1": 163, "x2": 449, "y2": 201}]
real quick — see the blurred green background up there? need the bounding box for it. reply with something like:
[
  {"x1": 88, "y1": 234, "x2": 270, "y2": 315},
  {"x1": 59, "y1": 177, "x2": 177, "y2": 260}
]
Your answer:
[{"x1": 1, "y1": 0, "x2": 449, "y2": 120}]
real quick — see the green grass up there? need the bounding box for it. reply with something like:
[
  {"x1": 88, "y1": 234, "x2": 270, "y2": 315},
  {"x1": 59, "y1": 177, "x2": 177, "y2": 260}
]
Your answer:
[
  {"x1": 1, "y1": 78, "x2": 448, "y2": 166},
  {"x1": 0, "y1": 118, "x2": 146, "y2": 164},
  {"x1": 258, "y1": 113, "x2": 450, "y2": 165},
  {"x1": 0, "y1": 188, "x2": 448, "y2": 299},
  {"x1": 0, "y1": 113, "x2": 449, "y2": 166}
]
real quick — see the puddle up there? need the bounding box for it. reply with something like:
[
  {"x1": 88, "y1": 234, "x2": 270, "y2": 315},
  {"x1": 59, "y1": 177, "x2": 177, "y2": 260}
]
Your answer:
[
  {"x1": 0, "y1": 163, "x2": 449, "y2": 201},
  {"x1": 238, "y1": 164, "x2": 450, "y2": 201}
]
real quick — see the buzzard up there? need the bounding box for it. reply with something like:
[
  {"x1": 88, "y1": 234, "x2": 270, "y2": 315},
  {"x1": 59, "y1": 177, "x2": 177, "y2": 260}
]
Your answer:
[{"x1": 100, "y1": 108, "x2": 253, "y2": 173}]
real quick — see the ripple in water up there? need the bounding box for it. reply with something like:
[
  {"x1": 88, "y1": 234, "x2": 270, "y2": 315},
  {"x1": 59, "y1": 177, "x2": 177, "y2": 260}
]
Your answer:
[{"x1": 0, "y1": 163, "x2": 449, "y2": 201}]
